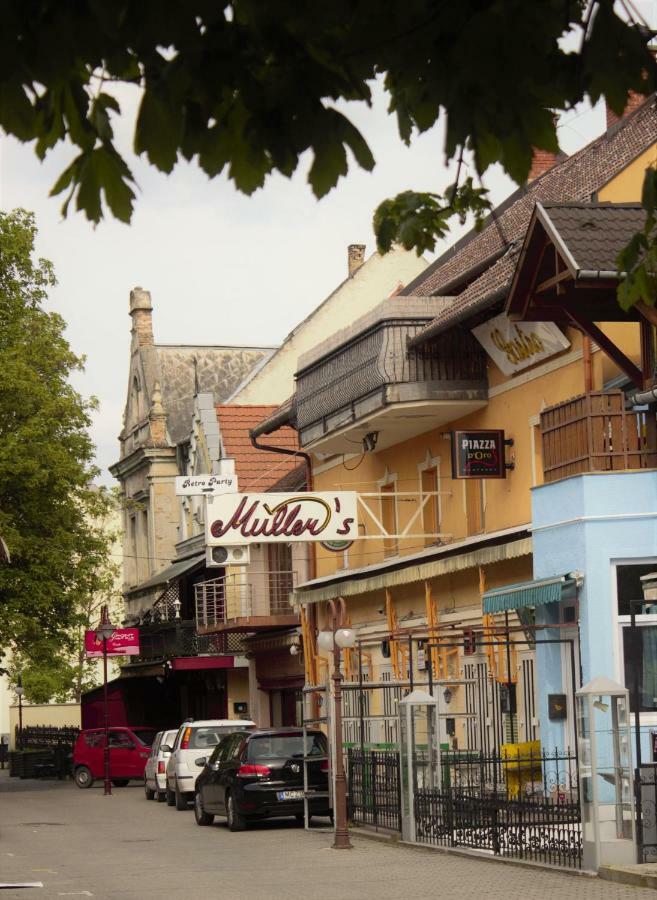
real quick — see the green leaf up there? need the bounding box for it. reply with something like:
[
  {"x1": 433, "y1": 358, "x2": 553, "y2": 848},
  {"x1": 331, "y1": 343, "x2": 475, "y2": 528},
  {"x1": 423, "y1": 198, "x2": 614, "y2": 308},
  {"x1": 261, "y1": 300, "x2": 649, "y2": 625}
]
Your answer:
[
  {"x1": 0, "y1": 81, "x2": 36, "y2": 140},
  {"x1": 134, "y1": 88, "x2": 182, "y2": 173}
]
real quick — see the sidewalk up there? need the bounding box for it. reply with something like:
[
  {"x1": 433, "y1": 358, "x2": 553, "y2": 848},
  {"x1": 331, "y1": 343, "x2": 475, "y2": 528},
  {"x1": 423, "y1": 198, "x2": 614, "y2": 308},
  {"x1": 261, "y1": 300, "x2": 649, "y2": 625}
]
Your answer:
[{"x1": 600, "y1": 864, "x2": 657, "y2": 890}]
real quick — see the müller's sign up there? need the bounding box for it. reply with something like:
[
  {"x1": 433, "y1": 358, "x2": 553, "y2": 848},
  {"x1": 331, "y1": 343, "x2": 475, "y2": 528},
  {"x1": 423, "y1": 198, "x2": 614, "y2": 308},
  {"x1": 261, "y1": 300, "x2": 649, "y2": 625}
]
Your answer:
[
  {"x1": 206, "y1": 492, "x2": 358, "y2": 545},
  {"x1": 451, "y1": 430, "x2": 507, "y2": 479}
]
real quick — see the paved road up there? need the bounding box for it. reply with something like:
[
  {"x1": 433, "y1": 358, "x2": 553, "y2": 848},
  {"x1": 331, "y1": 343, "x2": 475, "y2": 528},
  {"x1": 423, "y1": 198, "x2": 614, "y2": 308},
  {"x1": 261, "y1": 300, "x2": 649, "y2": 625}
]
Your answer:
[{"x1": 0, "y1": 771, "x2": 653, "y2": 899}]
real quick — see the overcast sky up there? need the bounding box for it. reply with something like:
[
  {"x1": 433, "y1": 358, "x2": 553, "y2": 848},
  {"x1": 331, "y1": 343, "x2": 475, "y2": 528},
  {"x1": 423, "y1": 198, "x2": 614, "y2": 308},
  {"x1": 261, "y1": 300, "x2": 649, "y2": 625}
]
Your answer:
[{"x1": 0, "y1": 75, "x2": 617, "y2": 485}]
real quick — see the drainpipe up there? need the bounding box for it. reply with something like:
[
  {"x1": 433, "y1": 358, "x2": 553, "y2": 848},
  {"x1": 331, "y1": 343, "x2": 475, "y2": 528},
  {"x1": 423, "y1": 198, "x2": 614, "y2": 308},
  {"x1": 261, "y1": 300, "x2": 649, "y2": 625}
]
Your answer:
[
  {"x1": 632, "y1": 385, "x2": 657, "y2": 405},
  {"x1": 248, "y1": 429, "x2": 315, "y2": 581}
]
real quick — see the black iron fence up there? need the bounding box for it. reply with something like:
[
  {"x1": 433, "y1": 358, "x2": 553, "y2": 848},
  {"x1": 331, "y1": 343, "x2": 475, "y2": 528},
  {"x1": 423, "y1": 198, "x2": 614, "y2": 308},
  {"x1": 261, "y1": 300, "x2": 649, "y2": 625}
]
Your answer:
[
  {"x1": 347, "y1": 749, "x2": 401, "y2": 832},
  {"x1": 18, "y1": 725, "x2": 79, "y2": 749},
  {"x1": 414, "y1": 747, "x2": 581, "y2": 868},
  {"x1": 636, "y1": 764, "x2": 657, "y2": 862}
]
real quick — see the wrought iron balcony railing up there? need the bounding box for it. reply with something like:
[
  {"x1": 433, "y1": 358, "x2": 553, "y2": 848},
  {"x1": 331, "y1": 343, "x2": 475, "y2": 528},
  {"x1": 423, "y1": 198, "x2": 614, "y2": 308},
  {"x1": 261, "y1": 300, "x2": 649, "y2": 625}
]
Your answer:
[
  {"x1": 195, "y1": 570, "x2": 298, "y2": 632},
  {"x1": 136, "y1": 620, "x2": 247, "y2": 660}
]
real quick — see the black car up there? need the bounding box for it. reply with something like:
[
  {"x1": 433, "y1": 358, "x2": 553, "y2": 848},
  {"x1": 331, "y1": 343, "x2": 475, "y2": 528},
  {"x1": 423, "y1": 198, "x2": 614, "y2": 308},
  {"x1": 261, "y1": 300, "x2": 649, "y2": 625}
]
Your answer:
[{"x1": 193, "y1": 727, "x2": 331, "y2": 831}]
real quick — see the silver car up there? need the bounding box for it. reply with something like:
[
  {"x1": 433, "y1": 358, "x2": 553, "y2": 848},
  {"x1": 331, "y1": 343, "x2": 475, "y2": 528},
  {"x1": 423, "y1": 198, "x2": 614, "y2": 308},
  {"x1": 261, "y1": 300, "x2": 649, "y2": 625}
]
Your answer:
[{"x1": 144, "y1": 729, "x2": 178, "y2": 802}]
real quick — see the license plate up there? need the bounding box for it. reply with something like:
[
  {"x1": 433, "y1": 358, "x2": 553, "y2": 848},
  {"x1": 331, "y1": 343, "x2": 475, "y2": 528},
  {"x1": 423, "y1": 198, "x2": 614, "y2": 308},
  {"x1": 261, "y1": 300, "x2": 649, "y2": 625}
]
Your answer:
[{"x1": 277, "y1": 790, "x2": 304, "y2": 801}]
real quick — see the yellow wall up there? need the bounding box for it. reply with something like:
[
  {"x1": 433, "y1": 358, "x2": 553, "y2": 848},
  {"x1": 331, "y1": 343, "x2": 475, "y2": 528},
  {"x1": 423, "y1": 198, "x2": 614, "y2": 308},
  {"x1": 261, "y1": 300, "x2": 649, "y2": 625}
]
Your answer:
[
  {"x1": 226, "y1": 667, "x2": 250, "y2": 720},
  {"x1": 9, "y1": 704, "x2": 81, "y2": 750},
  {"x1": 599, "y1": 144, "x2": 657, "y2": 202}
]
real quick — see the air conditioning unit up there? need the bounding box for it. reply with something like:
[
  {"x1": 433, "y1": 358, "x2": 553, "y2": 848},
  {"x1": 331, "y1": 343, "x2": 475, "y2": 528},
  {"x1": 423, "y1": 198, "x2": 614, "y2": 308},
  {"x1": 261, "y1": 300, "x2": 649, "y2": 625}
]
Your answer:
[{"x1": 205, "y1": 545, "x2": 250, "y2": 567}]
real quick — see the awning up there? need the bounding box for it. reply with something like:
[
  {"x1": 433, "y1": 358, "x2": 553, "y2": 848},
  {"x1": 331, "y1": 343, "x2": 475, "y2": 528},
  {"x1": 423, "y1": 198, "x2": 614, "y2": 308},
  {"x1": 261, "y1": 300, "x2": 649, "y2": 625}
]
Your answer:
[
  {"x1": 136, "y1": 553, "x2": 205, "y2": 592},
  {"x1": 482, "y1": 575, "x2": 576, "y2": 614}
]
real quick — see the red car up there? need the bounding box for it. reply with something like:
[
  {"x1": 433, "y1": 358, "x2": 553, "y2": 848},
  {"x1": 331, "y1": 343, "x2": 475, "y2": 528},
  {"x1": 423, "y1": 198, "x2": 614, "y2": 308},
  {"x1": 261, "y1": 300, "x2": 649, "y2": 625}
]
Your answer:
[{"x1": 73, "y1": 727, "x2": 156, "y2": 788}]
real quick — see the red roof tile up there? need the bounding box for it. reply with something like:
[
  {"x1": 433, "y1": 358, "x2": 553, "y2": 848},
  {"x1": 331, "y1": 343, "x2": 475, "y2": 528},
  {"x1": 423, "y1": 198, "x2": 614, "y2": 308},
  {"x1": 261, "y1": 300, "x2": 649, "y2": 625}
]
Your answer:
[{"x1": 216, "y1": 405, "x2": 302, "y2": 492}]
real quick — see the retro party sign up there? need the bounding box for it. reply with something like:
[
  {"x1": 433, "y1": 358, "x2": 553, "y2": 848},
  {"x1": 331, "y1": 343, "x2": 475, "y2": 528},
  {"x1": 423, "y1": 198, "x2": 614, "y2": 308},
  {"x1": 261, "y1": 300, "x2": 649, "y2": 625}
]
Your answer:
[{"x1": 205, "y1": 492, "x2": 358, "y2": 545}]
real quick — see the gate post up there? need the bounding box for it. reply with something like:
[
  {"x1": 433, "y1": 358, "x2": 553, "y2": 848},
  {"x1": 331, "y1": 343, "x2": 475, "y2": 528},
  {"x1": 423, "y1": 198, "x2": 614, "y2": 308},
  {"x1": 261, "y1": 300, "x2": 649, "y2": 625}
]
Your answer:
[{"x1": 371, "y1": 751, "x2": 378, "y2": 828}]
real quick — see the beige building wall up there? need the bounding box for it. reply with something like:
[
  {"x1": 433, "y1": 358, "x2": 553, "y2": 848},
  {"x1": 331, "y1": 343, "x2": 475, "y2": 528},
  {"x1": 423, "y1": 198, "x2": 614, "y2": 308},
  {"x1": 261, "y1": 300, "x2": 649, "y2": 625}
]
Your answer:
[
  {"x1": 231, "y1": 246, "x2": 428, "y2": 405},
  {"x1": 226, "y1": 668, "x2": 250, "y2": 720},
  {"x1": 9, "y1": 704, "x2": 81, "y2": 750}
]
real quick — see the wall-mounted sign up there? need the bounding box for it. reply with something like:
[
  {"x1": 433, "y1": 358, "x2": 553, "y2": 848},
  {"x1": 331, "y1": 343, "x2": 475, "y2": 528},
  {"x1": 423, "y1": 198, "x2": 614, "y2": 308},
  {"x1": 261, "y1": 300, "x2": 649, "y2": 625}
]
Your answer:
[
  {"x1": 175, "y1": 474, "x2": 237, "y2": 496},
  {"x1": 206, "y1": 492, "x2": 358, "y2": 545},
  {"x1": 85, "y1": 628, "x2": 140, "y2": 657},
  {"x1": 548, "y1": 694, "x2": 567, "y2": 720},
  {"x1": 471, "y1": 313, "x2": 570, "y2": 376},
  {"x1": 451, "y1": 430, "x2": 506, "y2": 479}
]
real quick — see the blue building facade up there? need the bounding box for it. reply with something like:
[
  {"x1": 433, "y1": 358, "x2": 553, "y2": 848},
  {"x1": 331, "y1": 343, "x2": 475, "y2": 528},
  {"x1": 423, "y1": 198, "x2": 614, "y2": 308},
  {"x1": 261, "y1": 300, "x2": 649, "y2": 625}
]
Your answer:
[{"x1": 532, "y1": 470, "x2": 657, "y2": 758}]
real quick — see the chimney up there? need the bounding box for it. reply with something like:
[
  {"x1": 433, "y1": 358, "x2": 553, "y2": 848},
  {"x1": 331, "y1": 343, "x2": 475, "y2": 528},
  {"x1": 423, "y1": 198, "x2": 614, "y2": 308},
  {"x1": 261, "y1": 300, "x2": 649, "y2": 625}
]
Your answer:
[
  {"x1": 606, "y1": 90, "x2": 647, "y2": 130},
  {"x1": 129, "y1": 286, "x2": 153, "y2": 349},
  {"x1": 348, "y1": 244, "x2": 366, "y2": 277},
  {"x1": 528, "y1": 148, "x2": 559, "y2": 182}
]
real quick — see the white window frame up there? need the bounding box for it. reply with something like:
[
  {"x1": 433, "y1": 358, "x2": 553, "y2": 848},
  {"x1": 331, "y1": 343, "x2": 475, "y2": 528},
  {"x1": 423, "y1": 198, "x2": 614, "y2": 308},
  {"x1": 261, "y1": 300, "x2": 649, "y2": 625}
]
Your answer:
[{"x1": 613, "y1": 556, "x2": 657, "y2": 726}]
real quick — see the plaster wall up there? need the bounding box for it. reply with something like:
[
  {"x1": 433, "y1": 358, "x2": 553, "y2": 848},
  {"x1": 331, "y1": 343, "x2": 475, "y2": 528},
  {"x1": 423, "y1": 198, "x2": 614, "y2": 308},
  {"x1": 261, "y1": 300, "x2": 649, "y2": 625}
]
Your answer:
[
  {"x1": 532, "y1": 470, "x2": 657, "y2": 755},
  {"x1": 232, "y1": 248, "x2": 428, "y2": 406}
]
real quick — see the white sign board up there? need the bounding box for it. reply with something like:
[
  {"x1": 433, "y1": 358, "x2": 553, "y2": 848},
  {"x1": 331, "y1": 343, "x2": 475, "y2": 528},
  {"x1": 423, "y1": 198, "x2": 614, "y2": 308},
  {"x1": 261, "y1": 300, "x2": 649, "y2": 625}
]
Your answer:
[
  {"x1": 176, "y1": 474, "x2": 238, "y2": 496},
  {"x1": 206, "y1": 492, "x2": 358, "y2": 545},
  {"x1": 471, "y1": 313, "x2": 570, "y2": 376}
]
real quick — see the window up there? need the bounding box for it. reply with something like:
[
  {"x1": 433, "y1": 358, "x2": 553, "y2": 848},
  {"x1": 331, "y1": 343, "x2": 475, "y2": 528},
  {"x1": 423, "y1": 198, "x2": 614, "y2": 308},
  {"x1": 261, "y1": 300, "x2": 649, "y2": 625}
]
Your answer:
[
  {"x1": 109, "y1": 731, "x2": 135, "y2": 749},
  {"x1": 616, "y1": 562, "x2": 657, "y2": 712},
  {"x1": 84, "y1": 732, "x2": 103, "y2": 748},
  {"x1": 380, "y1": 480, "x2": 398, "y2": 558},
  {"x1": 247, "y1": 732, "x2": 327, "y2": 761},
  {"x1": 420, "y1": 459, "x2": 440, "y2": 546},
  {"x1": 268, "y1": 543, "x2": 293, "y2": 613}
]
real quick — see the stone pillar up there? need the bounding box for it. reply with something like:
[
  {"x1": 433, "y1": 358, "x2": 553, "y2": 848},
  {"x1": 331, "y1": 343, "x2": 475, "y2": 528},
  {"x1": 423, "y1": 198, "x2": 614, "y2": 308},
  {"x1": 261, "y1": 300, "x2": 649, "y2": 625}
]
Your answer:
[{"x1": 348, "y1": 244, "x2": 366, "y2": 277}]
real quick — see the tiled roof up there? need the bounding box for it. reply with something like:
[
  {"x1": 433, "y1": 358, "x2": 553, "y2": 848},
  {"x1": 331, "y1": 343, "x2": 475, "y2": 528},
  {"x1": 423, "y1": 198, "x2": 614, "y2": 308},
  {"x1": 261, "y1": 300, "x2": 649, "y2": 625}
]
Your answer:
[
  {"x1": 216, "y1": 405, "x2": 301, "y2": 492},
  {"x1": 539, "y1": 202, "x2": 646, "y2": 272},
  {"x1": 404, "y1": 96, "x2": 657, "y2": 340},
  {"x1": 157, "y1": 345, "x2": 275, "y2": 445}
]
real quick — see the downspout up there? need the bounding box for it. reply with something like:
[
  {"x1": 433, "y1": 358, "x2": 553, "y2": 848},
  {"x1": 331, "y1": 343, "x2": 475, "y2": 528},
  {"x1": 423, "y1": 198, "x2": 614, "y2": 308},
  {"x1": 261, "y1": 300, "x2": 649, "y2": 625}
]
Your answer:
[{"x1": 249, "y1": 430, "x2": 316, "y2": 581}]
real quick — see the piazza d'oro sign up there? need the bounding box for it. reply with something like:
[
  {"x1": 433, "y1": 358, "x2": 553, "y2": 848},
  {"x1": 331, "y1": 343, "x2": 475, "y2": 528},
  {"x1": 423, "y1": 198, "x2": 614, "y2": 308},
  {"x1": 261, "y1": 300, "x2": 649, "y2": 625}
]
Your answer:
[
  {"x1": 205, "y1": 492, "x2": 358, "y2": 545},
  {"x1": 451, "y1": 429, "x2": 508, "y2": 479}
]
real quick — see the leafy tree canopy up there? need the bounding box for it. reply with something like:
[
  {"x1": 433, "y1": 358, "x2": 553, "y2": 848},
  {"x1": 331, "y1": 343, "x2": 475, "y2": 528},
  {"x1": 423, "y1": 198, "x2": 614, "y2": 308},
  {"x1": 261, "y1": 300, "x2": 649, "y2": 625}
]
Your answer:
[
  {"x1": 1, "y1": 2, "x2": 656, "y2": 303},
  {"x1": 0, "y1": 209, "x2": 116, "y2": 696}
]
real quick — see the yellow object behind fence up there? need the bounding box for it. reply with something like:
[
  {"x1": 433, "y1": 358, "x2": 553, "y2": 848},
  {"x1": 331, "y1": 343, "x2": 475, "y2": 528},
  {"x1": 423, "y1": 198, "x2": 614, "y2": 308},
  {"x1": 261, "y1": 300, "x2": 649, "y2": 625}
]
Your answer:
[{"x1": 501, "y1": 740, "x2": 542, "y2": 798}]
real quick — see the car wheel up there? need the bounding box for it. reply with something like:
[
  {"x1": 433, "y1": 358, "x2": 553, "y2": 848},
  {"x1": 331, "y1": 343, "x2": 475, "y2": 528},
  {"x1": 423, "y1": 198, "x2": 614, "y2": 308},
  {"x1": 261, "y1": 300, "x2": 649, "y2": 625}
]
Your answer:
[
  {"x1": 144, "y1": 780, "x2": 155, "y2": 800},
  {"x1": 112, "y1": 779, "x2": 129, "y2": 787},
  {"x1": 174, "y1": 781, "x2": 188, "y2": 811},
  {"x1": 156, "y1": 790, "x2": 166, "y2": 803},
  {"x1": 74, "y1": 766, "x2": 93, "y2": 789},
  {"x1": 226, "y1": 791, "x2": 246, "y2": 832},
  {"x1": 166, "y1": 788, "x2": 175, "y2": 807},
  {"x1": 194, "y1": 792, "x2": 214, "y2": 826}
]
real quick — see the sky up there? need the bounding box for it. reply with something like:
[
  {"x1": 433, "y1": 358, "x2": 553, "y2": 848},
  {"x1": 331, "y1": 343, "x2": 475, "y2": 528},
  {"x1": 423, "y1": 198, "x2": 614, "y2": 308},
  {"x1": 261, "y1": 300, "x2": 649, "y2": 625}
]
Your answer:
[{"x1": 0, "y1": 65, "x2": 627, "y2": 485}]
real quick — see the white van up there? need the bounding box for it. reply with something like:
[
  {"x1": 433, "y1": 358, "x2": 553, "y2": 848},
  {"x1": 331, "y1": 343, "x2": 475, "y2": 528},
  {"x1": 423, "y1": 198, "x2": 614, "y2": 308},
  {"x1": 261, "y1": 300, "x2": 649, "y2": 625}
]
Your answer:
[{"x1": 165, "y1": 719, "x2": 255, "y2": 810}]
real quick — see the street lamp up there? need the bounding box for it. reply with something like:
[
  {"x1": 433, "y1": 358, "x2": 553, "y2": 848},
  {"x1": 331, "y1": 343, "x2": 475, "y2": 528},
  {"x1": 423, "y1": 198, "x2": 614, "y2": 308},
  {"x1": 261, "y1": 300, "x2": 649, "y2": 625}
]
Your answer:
[
  {"x1": 95, "y1": 607, "x2": 116, "y2": 796},
  {"x1": 14, "y1": 676, "x2": 24, "y2": 751},
  {"x1": 319, "y1": 598, "x2": 356, "y2": 851}
]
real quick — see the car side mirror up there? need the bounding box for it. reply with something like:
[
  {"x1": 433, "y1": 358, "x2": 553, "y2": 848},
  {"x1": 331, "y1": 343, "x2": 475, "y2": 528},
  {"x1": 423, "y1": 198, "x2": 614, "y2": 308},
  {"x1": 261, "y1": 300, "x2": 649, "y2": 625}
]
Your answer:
[
  {"x1": 160, "y1": 744, "x2": 172, "y2": 753},
  {"x1": 195, "y1": 756, "x2": 207, "y2": 767}
]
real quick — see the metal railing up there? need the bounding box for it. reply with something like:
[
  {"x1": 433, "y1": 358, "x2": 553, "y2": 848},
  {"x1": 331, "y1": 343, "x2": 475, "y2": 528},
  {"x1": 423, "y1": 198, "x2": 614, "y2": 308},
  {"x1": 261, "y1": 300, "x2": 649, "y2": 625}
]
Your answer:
[
  {"x1": 137, "y1": 620, "x2": 247, "y2": 660},
  {"x1": 195, "y1": 570, "x2": 296, "y2": 629},
  {"x1": 348, "y1": 749, "x2": 402, "y2": 832},
  {"x1": 540, "y1": 390, "x2": 657, "y2": 483}
]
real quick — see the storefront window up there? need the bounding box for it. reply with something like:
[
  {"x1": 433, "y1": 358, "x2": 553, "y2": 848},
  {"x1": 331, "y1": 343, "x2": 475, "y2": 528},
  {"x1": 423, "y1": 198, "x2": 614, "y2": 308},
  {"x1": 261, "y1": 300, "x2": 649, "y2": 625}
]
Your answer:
[{"x1": 617, "y1": 562, "x2": 657, "y2": 712}]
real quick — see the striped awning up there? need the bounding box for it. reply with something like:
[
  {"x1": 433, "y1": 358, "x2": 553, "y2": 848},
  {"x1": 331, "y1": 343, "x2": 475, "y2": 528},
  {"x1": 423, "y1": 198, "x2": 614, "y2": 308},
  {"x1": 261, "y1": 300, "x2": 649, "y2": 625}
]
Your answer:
[{"x1": 482, "y1": 575, "x2": 575, "y2": 614}]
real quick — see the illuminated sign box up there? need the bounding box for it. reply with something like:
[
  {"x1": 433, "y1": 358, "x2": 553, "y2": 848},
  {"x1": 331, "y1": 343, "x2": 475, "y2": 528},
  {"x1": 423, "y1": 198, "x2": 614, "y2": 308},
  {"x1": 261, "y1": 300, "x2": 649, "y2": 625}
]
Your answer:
[
  {"x1": 451, "y1": 429, "x2": 506, "y2": 479},
  {"x1": 206, "y1": 492, "x2": 358, "y2": 545}
]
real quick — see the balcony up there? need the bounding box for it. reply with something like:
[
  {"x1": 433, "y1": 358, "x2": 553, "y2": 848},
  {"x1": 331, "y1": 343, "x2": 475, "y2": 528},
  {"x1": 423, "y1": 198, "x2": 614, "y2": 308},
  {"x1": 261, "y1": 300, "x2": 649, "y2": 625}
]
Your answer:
[
  {"x1": 294, "y1": 297, "x2": 488, "y2": 453},
  {"x1": 195, "y1": 570, "x2": 299, "y2": 634},
  {"x1": 135, "y1": 621, "x2": 247, "y2": 661},
  {"x1": 540, "y1": 390, "x2": 657, "y2": 484}
]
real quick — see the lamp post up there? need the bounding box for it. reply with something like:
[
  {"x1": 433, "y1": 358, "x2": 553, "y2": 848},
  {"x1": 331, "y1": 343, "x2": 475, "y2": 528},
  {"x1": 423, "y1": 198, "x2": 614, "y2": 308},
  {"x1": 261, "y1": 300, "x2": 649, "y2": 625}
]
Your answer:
[
  {"x1": 95, "y1": 607, "x2": 116, "y2": 796},
  {"x1": 318, "y1": 597, "x2": 356, "y2": 851},
  {"x1": 15, "y1": 676, "x2": 24, "y2": 751}
]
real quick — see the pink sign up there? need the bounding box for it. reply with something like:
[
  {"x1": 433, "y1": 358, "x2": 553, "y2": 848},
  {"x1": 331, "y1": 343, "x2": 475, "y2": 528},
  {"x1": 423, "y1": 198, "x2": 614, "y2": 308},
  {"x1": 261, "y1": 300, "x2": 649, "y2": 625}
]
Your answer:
[{"x1": 85, "y1": 628, "x2": 140, "y2": 657}]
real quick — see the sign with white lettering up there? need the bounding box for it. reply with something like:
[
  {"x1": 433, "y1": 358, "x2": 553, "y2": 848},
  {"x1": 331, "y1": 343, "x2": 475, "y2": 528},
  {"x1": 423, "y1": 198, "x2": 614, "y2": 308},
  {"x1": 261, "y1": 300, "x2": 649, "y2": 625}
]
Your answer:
[
  {"x1": 451, "y1": 430, "x2": 506, "y2": 479},
  {"x1": 85, "y1": 628, "x2": 140, "y2": 657},
  {"x1": 175, "y1": 474, "x2": 238, "y2": 496},
  {"x1": 471, "y1": 313, "x2": 570, "y2": 376},
  {"x1": 206, "y1": 492, "x2": 358, "y2": 545}
]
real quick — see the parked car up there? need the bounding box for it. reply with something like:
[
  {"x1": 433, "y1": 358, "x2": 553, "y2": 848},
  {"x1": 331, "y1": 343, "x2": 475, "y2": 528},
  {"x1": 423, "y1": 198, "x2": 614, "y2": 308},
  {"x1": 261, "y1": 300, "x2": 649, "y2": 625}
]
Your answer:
[
  {"x1": 193, "y1": 727, "x2": 330, "y2": 831},
  {"x1": 165, "y1": 719, "x2": 255, "y2": 810},
  {"x1": 144, "y1": 728, "x2": 178, "y2": 802},
  {"x1": 73, "y1": 726, "x2": 156, "y2": 789}
]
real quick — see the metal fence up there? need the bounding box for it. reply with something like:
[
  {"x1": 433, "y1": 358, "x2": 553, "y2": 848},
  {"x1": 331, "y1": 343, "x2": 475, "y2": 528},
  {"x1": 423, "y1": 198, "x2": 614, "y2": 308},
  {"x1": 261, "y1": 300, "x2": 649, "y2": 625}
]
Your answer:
[
  {"x1": 18, "y1": 725, "x2": 79, "y2": 749},
  {"x1": 637, "y1": 764, "x2": 657, "y2": 862},
  {"x1": 414, "y1": 747, "x2": 581, "y2": 867},
  {"x1": 347, "y1": 749, "x2": 401, "y2": 832},
  {"x1": 195, "y1": 570, "x2": 296, "y2": 629}
]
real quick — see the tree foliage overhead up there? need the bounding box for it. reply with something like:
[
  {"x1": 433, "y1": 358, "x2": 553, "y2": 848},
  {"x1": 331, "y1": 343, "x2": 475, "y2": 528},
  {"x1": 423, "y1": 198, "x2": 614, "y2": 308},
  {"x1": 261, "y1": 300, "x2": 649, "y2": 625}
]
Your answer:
[
  {"x1": 1, "y1": 2, "x2": 656, "y2": 302},
  {"x1": 0, "y1": 209, "x2": 115, "y2": 693}
]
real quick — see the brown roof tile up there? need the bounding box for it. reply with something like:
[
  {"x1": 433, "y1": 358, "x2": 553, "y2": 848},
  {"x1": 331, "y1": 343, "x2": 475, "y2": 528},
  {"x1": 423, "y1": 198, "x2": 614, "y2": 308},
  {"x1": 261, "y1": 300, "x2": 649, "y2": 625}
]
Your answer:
[
  {"x1": 404, "y1": 97, "x2": 656, "y2": 295},
  {"x1": 216, "y1": 405, "x2": 301, "y2": 492}
]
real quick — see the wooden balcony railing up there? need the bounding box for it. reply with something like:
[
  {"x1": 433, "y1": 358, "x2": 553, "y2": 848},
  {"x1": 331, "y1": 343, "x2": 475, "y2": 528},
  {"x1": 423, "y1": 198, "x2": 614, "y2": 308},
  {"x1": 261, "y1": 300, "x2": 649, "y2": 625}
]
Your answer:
[{"x1": 540, "y1": 390, "x2": 657, "y2": 484}]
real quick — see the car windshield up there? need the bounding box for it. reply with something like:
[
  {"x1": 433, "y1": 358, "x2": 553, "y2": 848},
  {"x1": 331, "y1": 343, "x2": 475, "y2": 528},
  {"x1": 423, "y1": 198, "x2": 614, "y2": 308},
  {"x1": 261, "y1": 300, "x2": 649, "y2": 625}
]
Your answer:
[
  {"x1": 131, "y1": 729, "x2": 156, "y2": 746},
  {"x1": 188, "y1": 726, "x2": 241, "y2": 750},
  {"x1": 248, "y1": 733, "x2": 326, "y2": 760}
]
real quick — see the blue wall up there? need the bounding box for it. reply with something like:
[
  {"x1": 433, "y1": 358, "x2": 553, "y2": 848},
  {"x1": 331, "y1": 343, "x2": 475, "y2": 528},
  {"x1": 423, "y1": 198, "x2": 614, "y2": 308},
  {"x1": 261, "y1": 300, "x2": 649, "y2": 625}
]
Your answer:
[{"x1": 532, "y1": 471, "x2": 657, "y2": 757}]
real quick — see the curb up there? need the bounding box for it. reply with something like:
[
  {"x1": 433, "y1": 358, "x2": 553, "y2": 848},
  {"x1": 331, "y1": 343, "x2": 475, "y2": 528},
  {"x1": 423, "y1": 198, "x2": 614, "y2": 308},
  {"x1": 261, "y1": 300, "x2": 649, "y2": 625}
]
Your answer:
[{"x1": 599, "y1": 866, "x2": 657, "y2": 890}]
